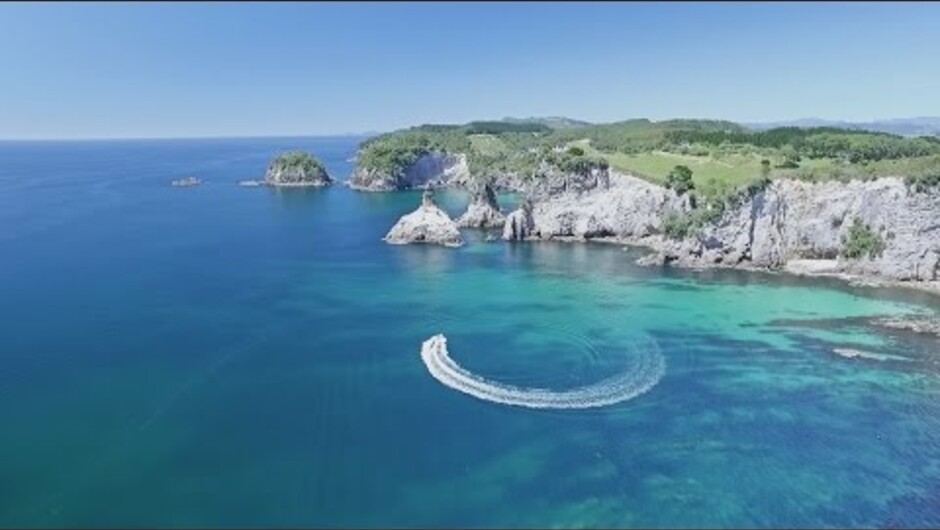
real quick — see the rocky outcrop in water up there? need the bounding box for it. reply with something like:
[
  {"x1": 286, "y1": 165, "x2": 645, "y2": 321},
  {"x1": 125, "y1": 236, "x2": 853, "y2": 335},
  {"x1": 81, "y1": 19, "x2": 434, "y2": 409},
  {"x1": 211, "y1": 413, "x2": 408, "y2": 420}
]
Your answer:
[
  {"x1": 457, "y1": 181, "x2": 505, "y2": 229},
  {"x1": 264, "y1": 152, "x2": 332, "y2": 187},
  {"x1": 502, "y1": 172, "x2": 940, "y2": 285},
  {"x1": 501, "y1": 198, "x2": 536, "y2": 241},
  {"x1": 384, "y1": 190, "x2": 464, "y2": 248},
  {"x1": 171, "y1": 177, "x2": 201, "y2": 187},
  {"x1": 349, "y1": 152, "x2": 470, "y2": 191},
  {"x1": 872, "y1": 317, "x2": 940, "y2": 338}
]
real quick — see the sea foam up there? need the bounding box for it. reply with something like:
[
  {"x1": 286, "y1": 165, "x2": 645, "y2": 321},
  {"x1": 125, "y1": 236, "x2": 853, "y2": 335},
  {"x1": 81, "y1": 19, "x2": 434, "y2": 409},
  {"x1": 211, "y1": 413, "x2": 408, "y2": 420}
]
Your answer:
[{"x1": 420, "y1": 333, "x2": 665, "y2": 409}]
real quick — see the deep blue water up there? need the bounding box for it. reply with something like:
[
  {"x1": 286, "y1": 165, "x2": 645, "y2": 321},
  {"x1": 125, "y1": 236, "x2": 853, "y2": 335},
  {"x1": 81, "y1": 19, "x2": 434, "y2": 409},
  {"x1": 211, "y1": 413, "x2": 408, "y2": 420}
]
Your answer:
[{"x1": 1, "y1": 136, "x2": 939, "y2": 528}]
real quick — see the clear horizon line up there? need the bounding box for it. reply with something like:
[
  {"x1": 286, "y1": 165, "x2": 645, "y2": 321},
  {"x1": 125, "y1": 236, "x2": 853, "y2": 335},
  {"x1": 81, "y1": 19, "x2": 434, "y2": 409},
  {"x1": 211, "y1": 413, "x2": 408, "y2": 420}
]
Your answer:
[{"x1": 0, "y1": 132, "x2": 384, "y2": 143}]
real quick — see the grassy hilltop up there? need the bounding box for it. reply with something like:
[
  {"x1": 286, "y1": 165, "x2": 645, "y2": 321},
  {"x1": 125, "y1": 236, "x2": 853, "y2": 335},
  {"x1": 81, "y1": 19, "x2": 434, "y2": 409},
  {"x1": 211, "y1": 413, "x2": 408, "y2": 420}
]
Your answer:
[{"x1": 356, "y1": 117, "x2": 940, "y2": 196}]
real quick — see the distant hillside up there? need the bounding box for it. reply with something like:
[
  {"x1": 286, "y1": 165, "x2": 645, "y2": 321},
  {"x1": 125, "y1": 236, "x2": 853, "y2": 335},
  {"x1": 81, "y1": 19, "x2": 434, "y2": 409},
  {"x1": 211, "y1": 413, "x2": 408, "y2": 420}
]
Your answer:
[
  {"x1": 747, "y1": 117, "x2": 940, "y2": 138},
  {"x1": 355, "y1": 116, "x2": 940, "y2": 195},
  {"x1": 500, "y1": 116, "x2": 594, "y2": 130}
]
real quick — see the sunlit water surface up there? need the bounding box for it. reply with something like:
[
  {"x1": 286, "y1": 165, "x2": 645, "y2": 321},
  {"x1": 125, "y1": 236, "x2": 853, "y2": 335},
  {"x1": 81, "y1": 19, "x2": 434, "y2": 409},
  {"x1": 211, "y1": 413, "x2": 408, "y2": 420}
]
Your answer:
[{"x1": 1, "y1": 137, "x2": 938, "y2": 528}]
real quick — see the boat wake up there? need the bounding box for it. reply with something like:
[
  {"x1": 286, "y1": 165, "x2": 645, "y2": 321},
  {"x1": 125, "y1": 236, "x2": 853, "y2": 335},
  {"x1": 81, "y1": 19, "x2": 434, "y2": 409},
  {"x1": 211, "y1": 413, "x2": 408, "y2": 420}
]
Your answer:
[{"x1": 420, "y1": 333, "x2": 665, "y2": 409}]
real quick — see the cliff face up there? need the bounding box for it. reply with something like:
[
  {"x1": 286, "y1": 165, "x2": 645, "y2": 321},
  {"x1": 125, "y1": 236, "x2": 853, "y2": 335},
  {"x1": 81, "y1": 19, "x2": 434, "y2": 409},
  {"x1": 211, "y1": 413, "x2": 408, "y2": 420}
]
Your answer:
[
  {"x1": 457, "y1": 181, "x2": 505, "y2": 229},
  {"x1": 687, "y1": 177, "x2": 940, "y2": 281},
  {"x1": 504, "y1": 172, "x2": 940, "y2": 283},
  {"x1": 527, "y1": 162, "x2": 611, "y2": 199},
  {"x1": 348, "y1": 149, "x2": 611, "y2": 195},
  {"x1": 503, "y1": 172, "x2": 687, "y2": 241},
  {"x1": 349, "y1": 152, "x2": 470, "y2": 191}
]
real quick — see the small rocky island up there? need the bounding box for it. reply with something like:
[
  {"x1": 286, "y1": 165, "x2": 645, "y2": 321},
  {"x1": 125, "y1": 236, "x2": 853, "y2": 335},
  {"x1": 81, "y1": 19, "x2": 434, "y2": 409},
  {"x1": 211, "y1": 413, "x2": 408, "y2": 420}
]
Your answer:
[
  {"x1": 457, "y1": 180, "x2": 505, "y2": 229},
  {"x1": 384, "y1": 190, "x2": 464, "y2": 247},
  {"x1": 264, "y1": 151, "x2": 332, "y2": 187},
  {"x1": 171, "y1": 176, "x2": 201, "y2": 187}
]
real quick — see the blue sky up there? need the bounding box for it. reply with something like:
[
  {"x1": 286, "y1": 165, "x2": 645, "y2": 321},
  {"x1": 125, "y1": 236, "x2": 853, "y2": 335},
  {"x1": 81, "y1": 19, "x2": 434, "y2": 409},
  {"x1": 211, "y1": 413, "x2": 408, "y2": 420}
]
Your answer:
[{"x1": 1, "y1": 2, "x2": 939, "y2": 139}]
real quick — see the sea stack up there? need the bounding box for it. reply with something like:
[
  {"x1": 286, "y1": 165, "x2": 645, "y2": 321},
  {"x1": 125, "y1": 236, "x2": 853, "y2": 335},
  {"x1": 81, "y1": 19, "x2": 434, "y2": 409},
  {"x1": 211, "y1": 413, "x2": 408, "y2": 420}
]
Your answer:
[
  {"x1": 384, "y1": 190, "x2": 464, "y2": 247},
  {"x1": 502, "y1": 197, "x2": 537, "y2": 241},
  {"x1": 457, "y1": 180, "x2": 505, "y2": 229},
  {"x1": 264, "y1": 151, "x2": 332, "y2": 187}
]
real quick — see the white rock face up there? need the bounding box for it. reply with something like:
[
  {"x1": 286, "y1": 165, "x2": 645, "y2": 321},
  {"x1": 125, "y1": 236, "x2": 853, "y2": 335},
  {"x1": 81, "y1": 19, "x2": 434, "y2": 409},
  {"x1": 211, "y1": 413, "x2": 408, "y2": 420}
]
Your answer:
[
  {"x1": 674, "y1": 178, "x2": 940, "y2": 281},
  {"x1": 505, "y1": 172, "x2": 940, "y2": 283},
  {"x1": 503, "y1": 172, "x2": 687, "y2": 241},
  {"x1": 350, "y1": 152, "x2": 470, "y2": 191},
  {"x1": 384, "y1": 190, "x2": 464, "y2": 248},
  {"x1": 502, "y1": 198, "x2": 536, "y2": 240},
  {"x1": 527, "y1": 163, "x2": 612, "y2": 200},
  {"x1": 457, "y1": 181, "x2": 505, "y2": 229}
]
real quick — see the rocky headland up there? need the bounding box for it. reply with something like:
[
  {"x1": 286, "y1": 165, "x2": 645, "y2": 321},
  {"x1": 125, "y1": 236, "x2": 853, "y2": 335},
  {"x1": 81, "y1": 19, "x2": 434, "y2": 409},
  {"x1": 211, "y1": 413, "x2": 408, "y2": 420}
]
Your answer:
[
  {"x1": 384, "y1": 190, "x2": 464, "y2": 248},
  {"x1": 501, "y1": 171, "x2": 940, "y2": 288},
  {"x1": 358, "y1": 119, "x2": 940, "y2": 296},
  {"x1": 349, "y1": 152, "x2": 470, "y2": 191},
  {"x1": 367, "y1": 147, "x2": 939, "y2": 293}
]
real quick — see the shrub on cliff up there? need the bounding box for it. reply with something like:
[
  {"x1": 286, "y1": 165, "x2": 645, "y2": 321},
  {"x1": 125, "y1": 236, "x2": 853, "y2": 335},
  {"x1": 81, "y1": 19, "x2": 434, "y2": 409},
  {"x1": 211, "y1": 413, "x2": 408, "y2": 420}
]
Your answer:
[
  {"x1": 665, "y1": 165, "x2": 695, "y2": 195},
  {"x1": 842, "y1": 218, "x2": 885, "y2": 259},
  {"x1": 566, "y1": 145, "x2": 585, "y2": 157},
  {"x1": 662, "y1": 212, "x2": 695, "y2": 240},
  {"x1": 904, "y1": 173, "x2": 940, "y2": 193},
  {"x1": 540, "y1": 149, "x2": 608, "y2": 176}
]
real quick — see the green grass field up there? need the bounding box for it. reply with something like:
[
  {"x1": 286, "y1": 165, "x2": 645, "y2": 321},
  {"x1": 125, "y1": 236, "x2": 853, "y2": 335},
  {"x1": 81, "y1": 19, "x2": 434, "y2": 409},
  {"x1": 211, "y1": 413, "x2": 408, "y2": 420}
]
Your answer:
[
  {"x1": 363, "y1": 118, "x2": 940, "y2": 191},
  {"x1": 570, "y1": 139, "x2": 906, "y2": 189},
  {"x1": 571, "y1": 139, "x2": 763, "y2": 186}
]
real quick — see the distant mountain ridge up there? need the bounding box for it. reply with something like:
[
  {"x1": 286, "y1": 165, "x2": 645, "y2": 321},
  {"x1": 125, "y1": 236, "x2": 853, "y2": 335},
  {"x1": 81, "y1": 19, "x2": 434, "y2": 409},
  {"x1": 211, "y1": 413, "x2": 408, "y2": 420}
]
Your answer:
[
  {"x1": 370, "y1": 116, "x2": 940, "y2": 137},
  {"x1": 500, "y1": 116, "x2": 593, "y2": 130},
  {"x1": 745, "y1": 117, "x2": 940, "y2": 137}
]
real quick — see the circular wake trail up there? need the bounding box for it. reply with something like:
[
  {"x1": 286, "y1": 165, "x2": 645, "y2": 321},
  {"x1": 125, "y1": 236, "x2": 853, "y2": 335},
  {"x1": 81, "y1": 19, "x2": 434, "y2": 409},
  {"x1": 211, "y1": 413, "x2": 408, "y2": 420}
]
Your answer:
[{"x1": 420, "y1": 334, "x2": 665, "y2": 409}]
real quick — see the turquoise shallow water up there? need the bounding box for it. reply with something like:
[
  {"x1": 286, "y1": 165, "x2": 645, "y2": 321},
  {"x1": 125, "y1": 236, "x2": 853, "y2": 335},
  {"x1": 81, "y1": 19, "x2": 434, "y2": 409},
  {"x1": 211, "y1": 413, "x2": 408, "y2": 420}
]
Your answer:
[{"x1": 1, "y1": 137, "x2": 939, "y2": 528}]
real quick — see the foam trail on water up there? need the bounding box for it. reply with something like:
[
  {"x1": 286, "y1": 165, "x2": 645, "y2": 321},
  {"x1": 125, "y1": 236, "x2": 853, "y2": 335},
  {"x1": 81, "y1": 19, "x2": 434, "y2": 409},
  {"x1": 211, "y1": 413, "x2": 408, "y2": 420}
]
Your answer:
[{"x1": 420, "y1": 333, "x2": 665, "y2": 409}]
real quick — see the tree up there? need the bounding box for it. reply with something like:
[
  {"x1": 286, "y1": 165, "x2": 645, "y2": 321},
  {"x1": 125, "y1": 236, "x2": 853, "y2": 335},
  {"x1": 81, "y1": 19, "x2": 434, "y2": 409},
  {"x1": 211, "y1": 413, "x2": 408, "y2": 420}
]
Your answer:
[
  {"x1": 665, "y1": 165, "x2": 695, "y2": 195},
  {"x1": 777, "y1": 146, "x2": 801, "y2": 168},
  {"x1": 566, "y1": 145, "x2": 585, "y2": 157}
]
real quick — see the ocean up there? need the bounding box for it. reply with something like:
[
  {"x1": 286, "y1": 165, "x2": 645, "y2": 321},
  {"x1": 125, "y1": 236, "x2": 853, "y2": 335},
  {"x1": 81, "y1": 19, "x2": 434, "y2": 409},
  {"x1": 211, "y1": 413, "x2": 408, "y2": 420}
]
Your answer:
[{"x1": 1, "y1": 136, "x2": 938, "y2": 527}]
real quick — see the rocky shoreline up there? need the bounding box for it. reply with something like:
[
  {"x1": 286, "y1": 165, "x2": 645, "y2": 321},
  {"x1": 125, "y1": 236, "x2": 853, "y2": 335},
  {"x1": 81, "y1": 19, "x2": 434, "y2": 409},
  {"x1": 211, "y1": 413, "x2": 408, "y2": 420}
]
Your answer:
[{"x1": 367, "y1": 151, "x2": 940, "y2": 300}]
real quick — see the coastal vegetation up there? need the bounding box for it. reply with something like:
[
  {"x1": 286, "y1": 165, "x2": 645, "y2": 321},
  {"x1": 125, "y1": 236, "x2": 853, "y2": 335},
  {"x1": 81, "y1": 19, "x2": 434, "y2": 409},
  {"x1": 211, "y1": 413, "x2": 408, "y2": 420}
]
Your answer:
[
  {"x1": 269, "y1": 151, "x2": 328, "y2": 176},
  {"x1": 664, "y1": 165, "x2": 694, "y2": 195},
  {"x1": 264, "y1": 151, "x2": 331, "y2": 186},
  {"x1": 842, "y1": 218, "x2": 886, "y2": 259},
  {"x1": 662, "y1": 212, "x2": 695, "y2": 240},
  {"x1": 356, "y1": 117, "x2": 940, "y2": 196},
  {"x1": 904, "y1": 171, "x2": 940, "y2": 193}
]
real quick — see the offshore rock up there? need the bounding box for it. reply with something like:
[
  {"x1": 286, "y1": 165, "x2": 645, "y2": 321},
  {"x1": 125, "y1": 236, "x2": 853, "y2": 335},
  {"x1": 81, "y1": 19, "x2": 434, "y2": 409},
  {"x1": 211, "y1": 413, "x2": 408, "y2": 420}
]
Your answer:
[
  {"x1": 384, "y1": 190, "x2": 464, "y2": 247},
  {"x1": 264, "y1": 152, "x2": 332, "y2": 187}
]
